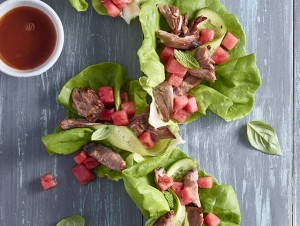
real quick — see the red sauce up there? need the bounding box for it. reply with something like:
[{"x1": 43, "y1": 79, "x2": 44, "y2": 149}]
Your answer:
[{"x1": 0, "y1": 6, "x2": 57, "y2": 70}]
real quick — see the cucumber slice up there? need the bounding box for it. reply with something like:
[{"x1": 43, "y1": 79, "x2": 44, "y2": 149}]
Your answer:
[
  {"x1": 181, "y1": 214, "x2": 190, "y2": 226},
  {"x1": 166, "y1": 158, "x2": 198, "y2": 181},
  {"x1": 171, "y1": 190, "x2": 186, "y2": 226},
  {"x1": 196, "y1": 8, "x2": 227, "y2": 56}
]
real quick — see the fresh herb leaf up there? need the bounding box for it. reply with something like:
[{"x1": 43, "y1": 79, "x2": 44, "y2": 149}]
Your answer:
[
  {"x1": 56, "y1": 215, "x2": 85, "y2": 226},
  {"x1": 68, "y1": 0, "x2": 88, "y2": 12},
  {"x1": 163, "y1": 191, "x2": 175, "y2": 209},
  {"x1": 247, "y1": 121, "x2": 282, "y2": 156},
  {"x1": 174, "y1": 50, "x2": 200, "y2": 69},
  {"x1": 91, "y1": 125, "x2": 115, "y2": 141}
]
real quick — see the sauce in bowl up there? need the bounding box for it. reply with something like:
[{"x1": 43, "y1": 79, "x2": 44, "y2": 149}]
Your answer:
[{"x1": 0, "y1": 6, "x2": 57, "y2": 70}]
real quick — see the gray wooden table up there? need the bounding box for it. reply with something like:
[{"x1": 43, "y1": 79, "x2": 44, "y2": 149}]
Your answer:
[{"x1": 0, "y1": 0, "x2": 298, "y2": 225}]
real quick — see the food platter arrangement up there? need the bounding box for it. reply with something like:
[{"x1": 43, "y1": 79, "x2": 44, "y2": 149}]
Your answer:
[{"x1": 0, "y1": 0, "x2": 287, "y2": 225}]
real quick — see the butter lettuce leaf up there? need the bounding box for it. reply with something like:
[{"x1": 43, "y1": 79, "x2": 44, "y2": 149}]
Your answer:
[
  {"x1": 69, "y1": 0, "x2": 88, "y2": 12},
  {"x1": 138, "y1": 0, "x2": 261, "y2": 124},
  {"x1": 123, "y1": 148, "x2": 241, "y2": 225}
]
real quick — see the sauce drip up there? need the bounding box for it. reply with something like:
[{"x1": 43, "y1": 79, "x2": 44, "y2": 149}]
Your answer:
[{"x1": 0, "y1": 6, "x2": 57, "y2": 70}]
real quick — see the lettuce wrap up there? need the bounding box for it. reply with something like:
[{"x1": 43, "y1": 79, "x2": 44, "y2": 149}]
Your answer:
[
  {"x1": 122, "y1": 147, "x2": 241, "y2": 225},
  {"x1": 42, "y1": 62, "x2": 182, "y2": 180},
  {"x1": 137, "y1": 0, "x2": 261, "y2": 127}
]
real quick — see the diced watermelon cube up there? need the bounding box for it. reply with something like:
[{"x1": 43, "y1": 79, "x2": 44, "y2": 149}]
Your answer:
[
  {"x1": 179, "y1": 187, "x2": 197, "y2": 206},
  {"x1": 197, "y1": 177, "x2": 213, "y2": 189},
  {"x1": 171, "y1": 182, "x2": 183, "y2": 197},
  {"x1": 157, "y1": 174, "x2": 173, "y2": 191},
  {"x1": 222, "y1": 32, "x2": 239, "y2": 50},
  {"x1": 99, "y1": 86, "x2": 115, "y2": 106},
  {"x1": 115, "y1": 3, "x2": 127, "y2": 9},
  {"x1": 102, "y1": 0, "x2": 121, "y2": 18},
  {"x1": 121, "y1": 91, "x2": 129, "y2": 103},
  {"x1": 83, "y1": 157, "x2": 100, "y2": 170},
  {"x1": 212, "y1": 47, "x2": 230, "y2": 65},
  {"x1": 199, "y1": 29, "x2": 215, "y2": 44},
  {"x1": 172, "y1": 109, "x2": 190, "y2": 123},
  {"x1": 184, "y1": 96, "x2": 198, "y2": 113},
  {"x1": 165, "y1": 58, "x2": 188, "y2": 76},
  {"x1": 160, "y1": 46, "x2": 175, "y2": 63},
  {"x1": 71, "y1": 164, "x2": 96, "y2": 185},
  {"x1": 204, "y1": 213, "x2": 221, "y2": 226},
  {"x1": 120, "y1": 101, "x2": 136, "y2": 116},
  {"x1": 74, "y1": 151, "x2": 88, "y2": 165},
  {"x1": 99, "y1": 108, "x2": 115, "y2": 122},
  {"x1": 139, "y1": 131, "x2": 155, "y2": 149},
  {"x1": 167, "y1": 74, "x2": 184, "y2": 87},
  {"x1": 112, "y1": 0, "x2": 132, "y2": 4},
  {"x1": 174, "y1": 95, "x2": 189, "y2": 111},
  {"x1": 111, "y1": 110, "x2": 129, "y2": 126},
  {"x1": 40, "y1": 173, "x2": 57, "y2": 190}
]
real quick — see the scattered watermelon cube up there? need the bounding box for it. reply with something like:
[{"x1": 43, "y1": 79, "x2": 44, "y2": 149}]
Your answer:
[
  {"x1": 172, "y1": 109, "x2": 190, "y2": 123},
  {"x1": 184, "y1": 97, "x2": 198, "y2": 113},
  {"x1": 115, "y1": 3, "x2": 127, "y2": 9},
  {"x1": 167, "y1": 74, "x2": 184, "y2": 87},
  {"x1": 174, "y1": 95, "x2": 189, "y2": 111},
  {"x1": 40, "y1": 173, "x2": 57, "y2": 190},
  {"x1": 222, "y1": 32, "x2": 239, "y2": 50},
  {"x1": 197, "y1": 177, "x2": 213, "y2": 189},
  {"x1": 179, "y1": 187, "x2": 196, "y2": 205},
  {"x1": 199, "y1": 29, "x2": 215, "y2": 44},
  {"x1": 112, "y1": 0, "x2": 132, "y2": 4},
  {"x1": 121, "y1": 101, "x2": 136, "y2": 116},
  {"x1": 171, "y1": 182, "x2": 183, "y2": 196},
  {"x1": 99, "y1": 86, "x2": 115, "y2": 106},
  {"x1": 139, "y1": 131, "x2": 155, "y2": 149},
  {"x1": 204, "y1": 213, "x2": 221, "y2": 226},
  {"x1": 73, "y1": 151, "x2": 88, "y2": 165},
  {"x1": 102, "y1": 0, "x2": 121, "y2": 18},
  {"x1": 99, "y1": 108, "x2": 115, "y2": 122},
  {"x1": 71, "y1": 164, "x2": 96, "y2": 185},
  {"x1": 165, "y1": 58, "x2": 188, "y2": 76},
  {"x1": 211, "y1": 47, "x2": 230, "y2": 65},
  {"x1": 121, "y1": 91, "x2": 129, "y2": 103},
  {"x1": 111, "y1": 110, "x2": 129, "y2": 126},
  {"x1": 160, "y1": 46, "x2": 175, "y2": 63},
  {"x1": 83, "y1": 157, "x2": 100, "y2": 170},
  {"x1": 157, "y1": 174, "x2": 174, "y2": 191}
]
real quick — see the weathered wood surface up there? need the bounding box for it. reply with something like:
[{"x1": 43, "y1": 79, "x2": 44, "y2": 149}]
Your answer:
[{"x1": 0, "y1": 0, "x2": 296, "y2": 225}]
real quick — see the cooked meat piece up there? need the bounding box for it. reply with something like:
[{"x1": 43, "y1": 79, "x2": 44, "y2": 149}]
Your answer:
[
  {"x1": 154, "y1": 168, "x2": 166, "y2": 186},
  {"x1": 183, "y1": 168, "x2": 201, "y2": 207},
  {"x1": 84, "y1": 143, "x2": 126, "y2": 171},
  {"x1": 129, "y1": 110, "x2": 150, "y2": 136},
  {"x1": 154, "y1": 210, "x2": 176, "y2": 226},
  {"x1": 173, "y1": 75, "x2": 202, "y2": 96},
  {"x1": 182, "y1": 13, "x2": 189, "y2": 35},
  {"x1": 184, "y1": 16, "x2": 207, "y2": 36},
  {"x1": 72, "y1": 88, "x2": 104, "y2": 122},
  {"x1": 157, "y1": 5, "x2": 183, "y2": 36},
  {"x1": 186, "y1": 206, "x2": 204, "y2": 226},
  {"x1": 188, "y1": 47, "x2": 216, "y2": 81},
  {"x1": 153, "y1": 82, "x2": 174, "y2": 122},
  {"x1": 60, "y1": 119, "x2": 101, "y2": 129},
  {"x1": 147, "y1": 126, "x2": 176, "y2": 142},
  {"x1": 157, "y1": 30, "x2": 200, "y2": 50}
]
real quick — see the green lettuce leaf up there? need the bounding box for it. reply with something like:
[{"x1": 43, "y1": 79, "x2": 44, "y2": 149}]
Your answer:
[
  {"x1": 138, "y1": 0, "x2": 261, "y2": 124},
  {"x1": 69, "y1": 0, "x2": 88, "y2": 12},
  {"x1": 122, "y1": 148, "x2": 241, "y2": 225}
]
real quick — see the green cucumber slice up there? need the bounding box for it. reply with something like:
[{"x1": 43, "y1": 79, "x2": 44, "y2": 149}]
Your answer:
[
  {"x1": 170, "y1": 190, "x2": 186, "y2": 226},
  {"x1": 166, "y1": 158, "x2": 198, "y2": 181}
]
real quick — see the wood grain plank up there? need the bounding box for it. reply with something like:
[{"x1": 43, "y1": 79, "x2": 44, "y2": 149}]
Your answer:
[
  {"x1": 293, "y1": 0, "x2": 299, "y2": 224},
  {"x1": 181, "y1": 0, "x2": 294, "y2": 225}
]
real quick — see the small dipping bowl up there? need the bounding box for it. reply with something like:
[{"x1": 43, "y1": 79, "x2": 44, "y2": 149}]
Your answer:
[{"x1": 0, "y1": 0, "x2": 64, "y2": 77}]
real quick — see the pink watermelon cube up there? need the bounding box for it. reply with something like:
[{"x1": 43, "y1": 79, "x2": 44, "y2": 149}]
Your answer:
[
  {"x1": 172, "y1": 109, "x2": 190, "y2": 123},
  {"x1": 204, "y1": 213, "x2": 221, "y2": 226},
  {"x1": 199, "y1": 29, "x2": 215, "y2": 44},
  {"x1": 160, "y1": 46, "x2": 175, "y2": 63},
  {"x1": 167, "y1": 74, "x2": 184, "y2": 87},
  {"x1": 174, "y1": 95, "x2": 189, "y2": 111},
  {"x1": 40, "y1": 173, "x2": 57, "y2": 190},
  {"x1": 111, "y1": 110, "x2": 129, "y2": 126},
  {"x1": 102, "y1": 0, "x2": 121, "y2": 18},
  {"x1": 74, "y1": 150, "x2": 88, "y2": 165},
  {"x1": 99, "y1": 86, "x2": 115, "y2": 106},
  {"x1": 99, "y1": 108, "x2": 115, "y2": 122},
  {"x1": 120, "y1": 101, "x2": 136, "y2": 116},
  {"x1": 197, "y1": 177, "x2": 213, "y2": 189},
  {"x1": 222, "y1": 32, "x2": 239, "y2": 50},
  {"x1": 83, "y1": 157, "x2": 100, "y2": 170},
  {"x1": 212, "y1": 47, "x2": 230, "y2": 65},
  {"x1": 179, "y1": 187, "x2": 196, "y2": 205},
  {"x1": 139, "y1": 131, "x2": 155, "y2": 149},
  {"x1": 71, "y1": 164, "x2": 96, "y2": 185},
  {"x1": 165, "y1": 58, "x2": 188, "y2": 76},
  {"x1": 184, "y1": 97, "x2": 198, "y2": 113},
  {"x1": 121, "y1": 91, "x2": 129, "y2": 103}
]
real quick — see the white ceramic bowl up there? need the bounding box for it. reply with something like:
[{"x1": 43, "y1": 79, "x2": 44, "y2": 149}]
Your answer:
[{"x1": 0, "y1": 0, "x2": 64, "y2": 77}]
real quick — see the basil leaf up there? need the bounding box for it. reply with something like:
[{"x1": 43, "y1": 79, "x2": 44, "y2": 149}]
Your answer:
[
  {"x1": 247, "y1": 121, "x2": 282, "y2": 156},
  {"x1": 174, "y1": 50, "x2": 200, "y2": 69},
  {"x1": 56, "y1": 215, "x2": 85, "y2": 226},
  {"x1": 91, "y1": 125, "x2": 115, "y2": 141}
]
